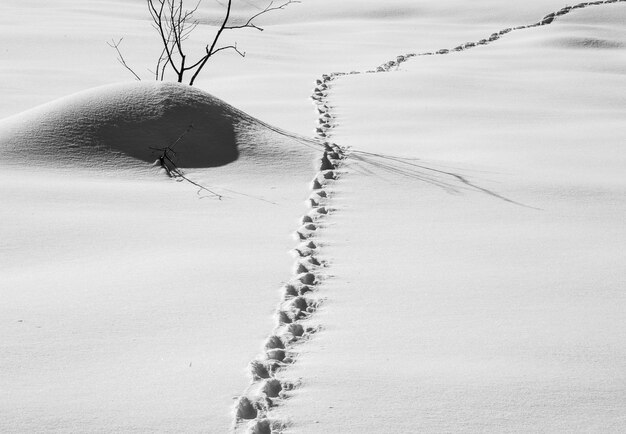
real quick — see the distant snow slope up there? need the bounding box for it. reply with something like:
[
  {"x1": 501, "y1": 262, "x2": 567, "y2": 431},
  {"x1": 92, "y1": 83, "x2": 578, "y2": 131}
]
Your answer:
[{"x1": 278, "y1": 2, "x2": 626, "y2": 432}]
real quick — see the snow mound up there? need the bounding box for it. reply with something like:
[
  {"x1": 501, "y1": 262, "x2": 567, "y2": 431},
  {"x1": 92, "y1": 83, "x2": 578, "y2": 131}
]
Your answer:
[{"x1": 0, "y1": 82, "x2": 297, "y2": 169}]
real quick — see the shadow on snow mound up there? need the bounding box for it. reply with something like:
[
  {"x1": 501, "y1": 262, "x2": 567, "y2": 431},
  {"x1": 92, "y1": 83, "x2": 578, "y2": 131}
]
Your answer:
[{"x1": 0, "y1": 82, "x2": 313, "y2": 169}]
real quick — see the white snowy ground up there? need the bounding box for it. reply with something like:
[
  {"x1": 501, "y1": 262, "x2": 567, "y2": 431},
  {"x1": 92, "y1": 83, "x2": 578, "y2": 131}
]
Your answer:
[
  {"x1": 1, "y1": 0, "x2": 625, "y2": 433},
  {"x1": 0, "y1": 81, "x2": 319, "y2": 432},
  {"x1": 279, "y1": 3, "x2": 626, "y2": 433}
]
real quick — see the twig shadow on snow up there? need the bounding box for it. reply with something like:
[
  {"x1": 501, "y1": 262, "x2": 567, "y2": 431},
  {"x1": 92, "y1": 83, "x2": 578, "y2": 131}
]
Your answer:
[{"x1": 349, "y1": 150, "x2": 539, "y2": 209}]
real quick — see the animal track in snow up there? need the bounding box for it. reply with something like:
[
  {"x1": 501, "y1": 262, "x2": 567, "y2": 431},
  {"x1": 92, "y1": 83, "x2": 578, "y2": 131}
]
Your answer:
[
  {"x1": 232, "y1": 89, "x2": 346, "y2": 431},
  {"x1": 232, "y1": 2, "x2": 624, "y2": 431},
  {"x1": 361, "y1": 1, "x2": 626, "y2": 74}
]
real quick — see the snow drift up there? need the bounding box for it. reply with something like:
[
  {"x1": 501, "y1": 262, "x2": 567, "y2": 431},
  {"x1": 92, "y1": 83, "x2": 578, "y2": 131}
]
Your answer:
[{"x1": 0, "y1": 81, "x2": 305, "y2": 169}]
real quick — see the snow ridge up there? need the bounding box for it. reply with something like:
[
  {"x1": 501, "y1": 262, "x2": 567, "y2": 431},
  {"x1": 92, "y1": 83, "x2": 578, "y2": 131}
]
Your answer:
[{"x1": 231, "y1": 1, "x2": 623, "y2": 432}]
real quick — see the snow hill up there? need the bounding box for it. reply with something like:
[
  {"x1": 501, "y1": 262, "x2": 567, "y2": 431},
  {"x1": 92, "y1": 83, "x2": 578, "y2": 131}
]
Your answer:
[{"x1": 0, "y1": 82, "x2": 316, "y2": 170}]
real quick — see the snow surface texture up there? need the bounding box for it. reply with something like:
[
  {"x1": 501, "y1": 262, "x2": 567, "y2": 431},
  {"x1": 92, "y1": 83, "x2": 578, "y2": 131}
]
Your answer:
[{"x1": 2, "y1": 0, "x2": 625, "y2": 433}]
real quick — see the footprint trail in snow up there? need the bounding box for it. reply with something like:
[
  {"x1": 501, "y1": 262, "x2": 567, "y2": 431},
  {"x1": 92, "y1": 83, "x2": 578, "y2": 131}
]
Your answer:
[{"x1": 231, "y1": 1, "x2": 624, "y2": 432}]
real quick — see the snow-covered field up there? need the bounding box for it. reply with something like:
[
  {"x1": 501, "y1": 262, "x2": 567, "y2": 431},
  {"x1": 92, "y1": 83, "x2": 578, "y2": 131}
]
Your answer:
[{"x1": 1, "y1": 1, "x2": 625, "y2": 433}]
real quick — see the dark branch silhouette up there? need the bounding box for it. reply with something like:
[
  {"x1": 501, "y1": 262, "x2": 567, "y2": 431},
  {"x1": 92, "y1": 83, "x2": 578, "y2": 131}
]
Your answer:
[
  {"x1": 223, "y1": 1, "x2": 299, "y2": 32},
  {"x1": 140, "y1": 0, "x2": 298, "y2": 85},
  {"x1": 150, "y1": 125, "x2": 223, "y2": 199}
]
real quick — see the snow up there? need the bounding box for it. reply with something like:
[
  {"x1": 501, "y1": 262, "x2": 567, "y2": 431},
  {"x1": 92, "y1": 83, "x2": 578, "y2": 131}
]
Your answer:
[
  {"x1": 0, "y1": 62, "x2": 319, "y2": 434},
  {"x1": 278, "y1": 3, "x2": 626, "y2": 432},
  {"x1": 1, "y1": 0, "x2": 625, "y2": 433}
]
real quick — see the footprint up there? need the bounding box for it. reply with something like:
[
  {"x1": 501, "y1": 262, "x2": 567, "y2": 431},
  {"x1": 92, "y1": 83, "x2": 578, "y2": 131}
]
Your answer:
[
  {"x1": 291, "y1": 296, "x2": 310, "y2": 312},
  {"x1": 235, "y1": 397, "x2": 258, "y2": 420},
  {"x1": 320, "y1": 153, "x2": 335, "y2": 171},
  {"x1": 250, "y1": 360, "x2": 271, "y2": 380},
  {"x1": 307, "y1": 256, "x2": 321, "y2": 266},
  {"x1": 299, "y1": 272, "x2": 316, "y2": 285},
  {"x1": 248, "y1": 418, "x2": 272, "y2": 434},
  {"x1": 283, "y1": 284, "x2": 299, "y2": 299},
  {"x1": 299, "y1": 285, "x2": 313, "y2": 295},
  {"x1": 277, "y1": 310, "x2": 293, "y2": 325},
  {"x1": 263, "y1": 379, "x2": 283, "y2": 398},
  {"x1": 294, "y1": 247, "x2": 312, "y2": 258},
  {"x1": 266, "y1": 348, "x2": 286, "y2": 362},
  {"x1": 265, "y1": 335, "x2": 285, "y2": 350},
  {"x1": 315, "y1": 190, "x2": 328, "y2": 198},
  {"x1": 286, "y1": 323, "x2": 305, "y2": 338},
  {"x1": 312, "y1": 178, "x2": 324, "y2": 190},
  {"x1": 556, "y1": 6, "x2": 572, "y2": 15}
]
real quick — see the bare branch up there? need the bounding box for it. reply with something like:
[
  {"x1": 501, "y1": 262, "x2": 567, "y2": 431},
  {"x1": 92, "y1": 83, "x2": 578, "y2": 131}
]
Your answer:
[
  {"x1": 212, "y1": 44, "x2": 245, "y2": 57},
  {"x1": 148, "y1": 0, "x2": 181, "y2": 78},
  {"x1": 188, "y1": 0, "x2": 233, "y2": 85},
  {"x1": 143, "y1": 0, "x2": 297, "y2": 85},
  {"x1": 150, "y1": 125, "x2": 223, "y2": 200},
  {"x1": 154, "y1": 23, "x2": 175, "y2": 80},
  {"x1": 107, "y1": 38, "x2": 142, "y2": 81},
  {"x1": 185, "y1": 52, "x2": 210, "y2": 71},
  {"x1": 223, "y1": 0, "x2": 299, "y2": 31}
]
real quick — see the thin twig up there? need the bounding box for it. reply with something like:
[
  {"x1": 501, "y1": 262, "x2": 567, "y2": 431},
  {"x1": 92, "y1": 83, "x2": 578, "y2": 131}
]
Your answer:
[
  {"x1": 223, "y1": 0, "x2": 300, "y2": 31},
  {"x1": 212, "y1": 43, "x2": 246, "y2": 57},
  {"x1": 150, "y1": 124, "x2": 223, "y2": 199},
  {"x1": 107, "y1": 38, "x2": 142, "y2": 81}
]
